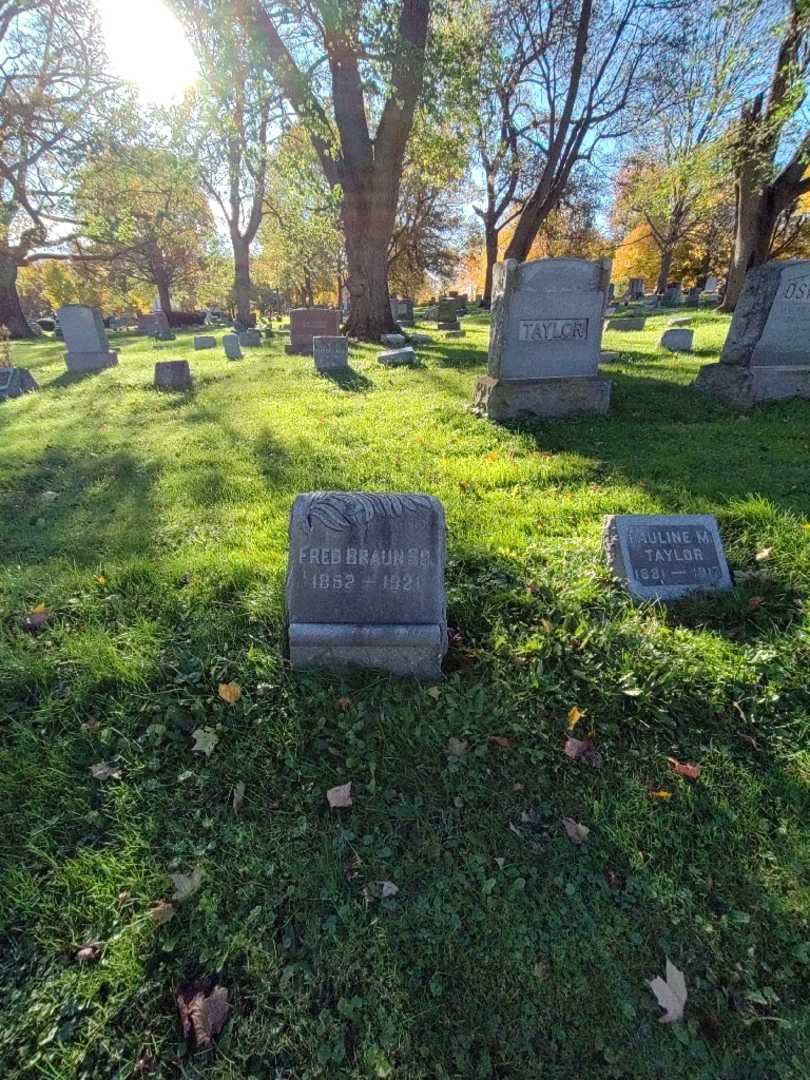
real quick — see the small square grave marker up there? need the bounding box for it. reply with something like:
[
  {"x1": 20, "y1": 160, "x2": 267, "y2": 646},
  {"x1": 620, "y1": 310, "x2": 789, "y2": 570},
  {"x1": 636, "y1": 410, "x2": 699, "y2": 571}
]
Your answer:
[
  {"x1": 154, "y1": 360, "x2": 192, "y2": 391},
  {"x1": 313, "y1": 335, "x2": 349, "y2": 371}
]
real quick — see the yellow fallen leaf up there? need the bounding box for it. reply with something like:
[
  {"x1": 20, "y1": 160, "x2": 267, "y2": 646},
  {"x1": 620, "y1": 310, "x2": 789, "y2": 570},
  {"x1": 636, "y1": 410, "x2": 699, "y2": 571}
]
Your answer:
[
  {"x1": 650, "y1": 789, "x2": 672, "y2": 799},
  {"x1": 486, "y1": 450, "x2": 499, "y2": 461},
  {"x1": 95, "y1": 575, "x2": 107, "y2": 585},
  {"x1": 31, "y1": 603, "x2": 47, "y2": 614},
  {"x1": 218, "y1": 681, "x2": 242, "y2": 704},
  {"x1": 567, "y1": 706, "x2": 584, "y2": 730},
  {"x1": 755, "y1": 547, "x2": 773, "y2": 562}
]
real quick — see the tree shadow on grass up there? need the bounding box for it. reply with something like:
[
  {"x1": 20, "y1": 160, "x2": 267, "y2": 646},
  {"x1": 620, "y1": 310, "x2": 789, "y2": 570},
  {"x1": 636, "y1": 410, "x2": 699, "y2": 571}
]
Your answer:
[
  {"x1": 49, "y1": 368, "x2": 115, "y2": 390},
  {"x1": 319, "y1": 367, "x2": 374, "y2": 393}
]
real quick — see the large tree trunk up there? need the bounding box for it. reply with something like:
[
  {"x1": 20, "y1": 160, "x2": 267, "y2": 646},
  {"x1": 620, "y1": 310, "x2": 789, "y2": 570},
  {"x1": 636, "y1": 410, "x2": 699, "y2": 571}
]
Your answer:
[
  {"x1": 481, "y1": 222, "x2": 499, "y2": 309},
  {"x1": 342, "y1": 178, "x2": 398, "y2": 338},
  {"x1": 0, "y1": 255, "x2": 34, "y2": 339},
  {"x1": 156, "y1": 278, "x2": 173, "y2": 317},
  {"x1": 655, "y1": 245, "x2": 674, "y2": 295},
  {"x1": 232, "y1": 235, "x2": 252, "y2": 326}
]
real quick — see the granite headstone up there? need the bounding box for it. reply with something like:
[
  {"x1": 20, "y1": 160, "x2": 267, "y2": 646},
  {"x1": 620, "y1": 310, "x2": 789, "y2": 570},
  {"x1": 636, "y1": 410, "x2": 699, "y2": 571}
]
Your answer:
[
  {"x1": 437, "y1": 298, "x2": 460, "y2": 331},
  {"x1": 58, "y1": 305, "x2": 119, "y2": 373},
  {"x1": 194, "y1": 335, "x2": 216, "y2": 350},
  {"x1": 154, "y1": 360, "x2": 193, "y2": 391},
  {"x1": 223, "y1": 334, "x2": 243, "y2": 360},
  {"x1": 0, "y1": 367, "x2": 39, "y2": 400},
  {"x1": 287, "y1": 308, "x2": 340, "y2": 354},
  {"x1": 313, "y1": 335, "x2": 349, "y2": 372},
  {"x1": 659, "y1": 328, "x2": 693, "y2": 352}
]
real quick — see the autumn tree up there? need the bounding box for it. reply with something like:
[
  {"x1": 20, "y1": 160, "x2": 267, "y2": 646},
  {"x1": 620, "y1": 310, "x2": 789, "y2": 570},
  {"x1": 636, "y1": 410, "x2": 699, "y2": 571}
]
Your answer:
[
  {"x1": 722, "y1": 0, "x2": 810, "y2": 311},
  {"x1": 0, "y1": 0, "x2": 123, "y2": 336}
]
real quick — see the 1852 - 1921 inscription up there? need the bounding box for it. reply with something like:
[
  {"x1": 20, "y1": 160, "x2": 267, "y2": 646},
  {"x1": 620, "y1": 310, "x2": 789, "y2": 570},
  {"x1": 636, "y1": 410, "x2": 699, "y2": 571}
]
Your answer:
[
  {"x1": 602, "y1": 514, "x2": 733, "y2": 601},
  {"x1": 287, "y1": 492, "x2": 448, "y2": 677}
]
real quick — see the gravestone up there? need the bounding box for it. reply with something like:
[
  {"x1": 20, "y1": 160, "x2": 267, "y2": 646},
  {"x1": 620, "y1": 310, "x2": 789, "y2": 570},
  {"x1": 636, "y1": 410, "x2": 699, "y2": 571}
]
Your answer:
[
  {"x1": 606, "y1": 316, "x2": 645, "y2": 331},
  {"x1": 58, "y1": 305, "x2": 119, "y2": 373},
  {"x1": 155, "y1": 329, "x2": 176, "y2": 342},
  {"x1": 397, "y1": 298, "x2": 415, "y2": 326},
  {"x1": 437, "y1": 299, "x2": 460, "y2": 331},
  {"x1": 239, "y1": 329, "x2": 262, "y2": 347},
  {"x1": 287, "y1": 491, "x2": 447, "y2": 677},
  {"x1": 659, "y1": 328, "x2": 693, "y2": 352},
  {"x1": 410, "y1": 333, "x2": 432, "y2": 345},
  {"x1": 628, "y1": 277, "x2": 645, "y2": 300},
  {"x1": 381, "y1": 333, "x2": 406, "y2": 347},
  {"x1": 445, "y1": 329, "x2": 466, "y2": 338},
  {"x1": 603, "y1": 514, "x2": 732, "y2": 601},
  {"x1": 223, "y1": 334, "x2": 243, "y2": 360},
  {"x1": 662, "y1": 282, "x2": 683, "y2": 306},
  {"x1": 668, "y1": 316, "x2": 691, "y2": 327},
  {"x1": 695, "y1": 259, "x2": 810, "y2": 405},
  {"x1": 378, "y1": 346, "x2": 416, "y2": 366},
  {"x1": 154, "y1": 360, "x2": 192, "y2": 391},
  {"x1": 473, "y1": 257, "x2": 612, "y2": 420},
  {"x1": 686, "y1": 285, "x2": 702, "y2": 303},
  {"x1": 0, "y1": 367, "x2": 38, "y2": 400},
  {"x1": 287, "y1": 308, "x2": 340, "y2": 354},
  {"x1": 194, "y1": 335, "x2": 216, "y2": 350},
  {"x1": 137, "y1": 311, "x2": 170, "y2": 335},
  {"x1": 702, "y1": 275, "x2": 719, "y2": 294},
  {"x1": 313, "y1": 335, "x2": 349, "y2": 372}
]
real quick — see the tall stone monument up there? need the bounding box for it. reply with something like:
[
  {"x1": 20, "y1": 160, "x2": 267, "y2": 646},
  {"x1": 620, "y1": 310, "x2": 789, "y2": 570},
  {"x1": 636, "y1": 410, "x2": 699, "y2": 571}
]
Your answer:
[
  {"x1": 58, "y1": 305, "x2": 118, "y2": 373},
  {"x1": 287, "y1": 492, "x2": 447, "y2": 677},
  {"x1": 473, "y1": 257, "x2": 612, "y2": 420},
  {"x1": 286, "y1": 308, "x2": 340, "y2": 355},
  {"x1": 695, "y1": 260, "x2": 810, "y2": 405}
]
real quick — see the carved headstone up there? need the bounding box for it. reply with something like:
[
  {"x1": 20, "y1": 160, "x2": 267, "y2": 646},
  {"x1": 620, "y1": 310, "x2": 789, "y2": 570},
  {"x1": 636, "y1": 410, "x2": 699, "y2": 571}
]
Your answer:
[
  {"x1": 437, "y1": 298, "x2": 460, "y2": 331},
  {"x1": 194, "y1": 336, "x2": 216, "y2": 350},
  {"x1": 313, "y1": 335, "x2": 349, "y2": 372},
  {"x1": 287, "y1": 492, "x2": 448, "y2": 677},
  {"x1": 662, "y1": 282, "x2": 682, "y2": 306},
  {"x1": 239, "y1": 329, "x2": 262, "y2": 347},
  {"x1": 58, "y1": 305, "x2": 118, "y2": 373},
  {"x1": 137, "y1": 311, "x2": 170, "y2": 335},
  {"x1": 397, "y1": 298, "x2": 415, "y2": 326},
  {"x1": 378, "y1": 346, "x2": 416, "y2": 366},
  {"x1": 628, "y1": 277, "x2": 645, "y2": 300},
  {"x1": 659, "y1": 328, "x2": 693, "y2": 352},
  {"x1": 695, "y1": 260, "x2": 810, "y2": 405},
  {"x1": 0, "y1": 367, "x2": 39, "y2": 400},
  {"x1": 154, "y1": 360, "x2": 192, "y2": 391},
  {"x1": 381, "y1": 333, "x2": 406, "y2": 347},
  {"x1": 223, "y1": 334, "x2": 243, "y2": 360},
  {"x1": 473, "y1": 257, "x2": 612, "y2": 420},
  {"x1": 603, "y1": 514, "x2": 733, "y2": 601},
  {"x1": 606, "y1": 316, "x2": 646, "y2": 331},
  {"x1": 286, "y1": 308, "x2": 340, "y2": 354}
]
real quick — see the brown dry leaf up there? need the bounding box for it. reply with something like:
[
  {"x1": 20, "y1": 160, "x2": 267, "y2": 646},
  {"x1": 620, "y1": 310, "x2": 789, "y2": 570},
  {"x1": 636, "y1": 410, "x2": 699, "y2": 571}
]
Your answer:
[
  {"x1": 90, "y1": 761, "x2": 122, "y2": 781},
  {"x1": 336, "y1": 696, "x2": 352, "y2": 712},
  {"x1": 148, "y1": 900, "x2": 176, "y2": 926},
  {"x1": 326, "y1": 782, "x2": 353, "y2": 809},
  {"x1": 380, "y1": 881, "x2": 399, "y2": 898},
  {"x1": 561, "y1": 817, "x2": 590, "y2": 844},
  {"x1": 563, "y1": 737, "x2": 603, "y2": 768},
  {"x1": 176, "y1": 984, "x2": 231, "y2": 1048},
  {"x1": 170, "y1": 866, "x2": 205, "y2": 902},
  {"x1": 232, "y1": 780, "x2": 245, "y2": 813},
  {"x1": 76, "y1": 941, "x2": 102, "y2": 963},
  {"x1": 567, "y1": 706, "x2": 584, "y2": 730},
  {"x1": 487, "y1": 735, "x2": 514, "y2": 749},
  {"x1": 218, "y1": 681, "x2": 242, "y2": 704},
  {"x1": 667, "y1": 757, "x2": 702, "y2": 780},
  {"x1": 650, "y1": 789, "x2": 672, "y2": 800},
  {"x1": 23, "y1": 605, "x2": 52, "y2": 632},
  {"x1": 755, "y1": 547, "x2": 773, "y2": 563},
  {"x1": 447, "y1": 736, "x2": 469, "y2": 756},
  {"x1": 648, "y1": 959, "x2": 687, "y2": 1023},
  {"x1": 749, "y1": 595, "x2": 766, "y2": 610}
]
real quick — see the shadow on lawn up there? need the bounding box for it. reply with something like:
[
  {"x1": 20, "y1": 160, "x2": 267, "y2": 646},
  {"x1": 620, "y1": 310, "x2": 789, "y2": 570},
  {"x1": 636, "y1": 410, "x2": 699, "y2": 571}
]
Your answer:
[{"x1": 319, "y1": 367, "x2": 374, "y2": 393}]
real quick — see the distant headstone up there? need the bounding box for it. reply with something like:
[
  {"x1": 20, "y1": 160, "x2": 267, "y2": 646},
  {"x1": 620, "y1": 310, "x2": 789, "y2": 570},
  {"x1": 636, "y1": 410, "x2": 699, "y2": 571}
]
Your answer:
[
  {"x1": 628, "y1": 277, "x2": 645, "y2": 300},
  {"x1": 662, "y1": 282, "x2": 682, "y2": 306},
  {"x1": 137, "y1": 311, "x2": 170, "y2": 335},
  {"x1": 223, "y1": 334, "x2": 243, "y2": 360},
  {"x1": 695, "y1": 259, "x2": 810, "y2": 404},
  {"x1": 603, "y1": 514, "x2": 732, "y2": 601},
  {"x1": 287, "y1": 491, "x2": 447, "y2": 677},
  {"x1": 381, "y1": 333, "x2": 406, "y2": 347},
  {"x1": 659, "y1": 328, "x2": 693, "y2": 352},
  {"x1": 378, "y1": 346, "x2": 416, "y2": 366},
  {"x1": 437, "y1": 299, "x2": 460, "y2": 331},
  {"x1": 287, "y1": 308, "x2": 340, "y2": 354},
  {"x1": 686, "y1": 285, "x2": 702, "y2": 303},
  {"x1": 155, "y1": 329, "x2": 176, "y2": 342},
  {"x1": 58, "y1": 305, "x2": 119, "y2": 373},
  {"x1": 668, "y1": 317, "x2": 692, "y2": 327},
  {"x1": 606, "y1": 316, "x2": 645, "y2": 331},
  {"x1": 410, "y1": 333, "x2": 432, "y2": 345},
  {"x1": 313, "y1": 335, "x2": 349, "y2": 372},
  {"x1": 397, "y1": 298, "x2": 415, "y2": 326},
  {"x1": 0, "y1": 367, "x2": 38, "y2": 400},
  {"x1": 703, "y1": 275, "x2": 719, "y2": 294},
  {"x1": 473, "y1": 257, "x2": 612, "y2": 420},
  {"x1": 154, "y1": 360, "x2": 192, "y2": 391},
  {"x1": 239, "y1": 329, "x2": 262, "y2": 347},
  {"x1": 194, "y1": 335, "x2": 216, "y2": 350}
]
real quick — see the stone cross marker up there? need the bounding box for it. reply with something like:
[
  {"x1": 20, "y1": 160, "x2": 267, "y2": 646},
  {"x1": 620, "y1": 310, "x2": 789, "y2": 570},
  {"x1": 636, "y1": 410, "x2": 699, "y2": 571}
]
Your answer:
[
  {"x1": 286, "y1": 308, "x2": 340, "y2": 354},
  {"x1": 313, "y1": 335, "x2": 349, "y2": 372},
  {"x1": 603, "y1": 514, "x2": 732, "y2": 601},
  {"x1": 58, "y1": 305, "x2": 119, "y2": 373},
  {"x1": 473, "y1": 257, "x2": 612, "y2": 420},
  {"x1": 287, "y1": 492, "x2": 448, "y2": 677},
  {"x1": 695, "y1": 259, "x2": 810, "y2": 405}
]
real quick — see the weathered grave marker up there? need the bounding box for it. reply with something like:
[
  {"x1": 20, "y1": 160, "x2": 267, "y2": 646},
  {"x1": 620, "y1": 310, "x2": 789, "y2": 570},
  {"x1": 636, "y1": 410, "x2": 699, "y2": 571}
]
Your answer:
[
  {"x1": 239, "y1": 329, "x2": 262, "y2": 347},
  {"x1": 473, "y1": 257, "x2": 612, "y2": 420},
  {"x1": 606, "y1": 316, "x2": 646, "y2": 331},
  {"x1": 437, "y1": 298, "x2": 460, "y2": 331},
  {"x1": 194, "y1": 336, "x2": 216, "y2": 350},
  {"x1": 381, "y1": 333, "x2": 406, "y2": 347},
  {"x1": 313, "y1": 336, "x2": 349, "y2": 372},
  {"x1": 154, "y1": 360, "x2": 192, "y2": 391},
  {"x1": 286, "y1": 308, "x2": 340, "y2": 355},
  {"x1": 287, "y1": 491, "x2": 448, "y2": 677},
  {"x1": 0, "y1": 367, "x2": 38, "y2": 400},
  {"x1": 695, "y1": 259, "x2": 810, "y2": 404},
  {"x1": 662, "y1": 282, "x2": 683, "y2": 306},
  {"x1": 378, "y1": 346, "x2": 416, "y2": 366},
  {"x1": 628, "y1": 277, "x2": 645, "y2": 300},
  {"x1": 659, "y1": 328, "x2": 693, "y2": 352},
  {"x1": 603, "y1": 514, "x2": 732, "y2": 601},
  {"x1": 223, "y1": 334, "x2": 243, "y2": 360},
  {"x1": 58, "y1": 305, "x2": 119, "y2": 373},
  {"x1": 137, "y1": 311, "x2": 170, "y2": 335}
]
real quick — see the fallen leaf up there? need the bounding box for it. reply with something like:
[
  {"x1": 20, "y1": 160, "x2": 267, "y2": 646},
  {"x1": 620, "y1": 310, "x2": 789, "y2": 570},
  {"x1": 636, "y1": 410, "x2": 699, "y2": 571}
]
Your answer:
[
  {"x1": 380, "y1": 880, "x2": 399, "y2": 898},
  {"x1": 567, "y1": 706, "x2": 584, "y2": 730},
  {"x1": 561, "y1": 817, "x2": 590, "y2": 844},
  {"x1": 148, "y1": 900, "x2": 176, "y2": 926},
  {"x1": 622, "y1": 687, "x2": 643, "y2": 697},
  {"x1": 648, "y1": 959, "x2": 687, "y2": 1023},
  {"x1": 90, "y1": 761, "x2": 122, "y2": 781},
  {"x1": 23, "y1": 605, "x2": 52, "y2": 632},
  {"x1": 564, "y1": 737, "x2": 603, "y2": 768},
  {"x1": 486, "y1": 450, "x2": 499, "y2": 461},
  {"x1": 755, "y1": 547, "x2": 773, "y2": 562},
  {"x1": 487, "y1": 735, "x2": 514, "y2": 749},
  {"x1": 749, "y1": 595, "x2": 766, "y2": 610},
  {"x1": 218, "y1": 681, "x2": 242, "y2": 704},
  {"x1": 327, "y1": 782, "x2": 352, "y2": 809},
  {"x1": 232, "y1": 780, "x2": 245, "y2": 813},
  {"x1": 31, "y1": 602, "x2": 47, "y2": 613},
  {"x1": 447, "y1": 736, "x2": 469, "y2": 756},
  {"x1": 95, "y1": 575, "x2": 107, "y2": 586},
  {"x1": 76, "y1": 941, "x2": 102, "y2": 963},
  {"x1": 170, "y1": 866, "x2": 204, "y2": 902},
  {"x1": 40, "y1": 490, "x2": 58, "y2": 502},
  {"x1": 650, "y1": 789, "x2": 672, "y2": 799},
  {"x1": 427, "y1": 686, "x2": 441, "y2": 700},
  {"x1": 667, "y1": 757, "x2": 702, "y2": 780},
  {"x1": 176, "y1": 983, "x2": 230, "y2": 1048},
  {"x1": 336, "y1": 696, "x2": 352, "y2": 711},
  {"x1": 540, "y1": 618, "x2": 553, "y2": 633},
  {"x1": 191, "y1": 727, "x2": 218, "y2": 757}
]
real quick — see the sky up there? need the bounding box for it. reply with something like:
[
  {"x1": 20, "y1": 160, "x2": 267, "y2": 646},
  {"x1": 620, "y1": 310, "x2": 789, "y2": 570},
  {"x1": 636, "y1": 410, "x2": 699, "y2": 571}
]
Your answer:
[{"x1": 94, "y1": 0, "x2": 199, "y2": 106}]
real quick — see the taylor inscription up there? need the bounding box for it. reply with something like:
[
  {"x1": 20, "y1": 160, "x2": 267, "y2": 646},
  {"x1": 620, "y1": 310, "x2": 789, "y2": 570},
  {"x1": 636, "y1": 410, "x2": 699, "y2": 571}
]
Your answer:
[
  {"x1": 625, "y1": 525, "x2": 723, "y2": 587},
  {"x1": 518, "y1": 318, "x2": 588, "y2": 342}
]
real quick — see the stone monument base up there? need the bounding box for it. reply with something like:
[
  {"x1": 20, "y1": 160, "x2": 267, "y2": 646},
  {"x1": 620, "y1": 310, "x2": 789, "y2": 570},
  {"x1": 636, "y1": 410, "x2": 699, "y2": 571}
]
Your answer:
[
  {"x1": 289, "y1": 623, "x2": 445, "y2": 678},
  {"x1": 473, "y1": 374, "x2": 611, "y2": 421},
  {"x1": 65, "y1": 350, "x2": 118, "y2": 373},
  {"x1": 694, "y1": 362, "x2": 810, "y2": 406}
]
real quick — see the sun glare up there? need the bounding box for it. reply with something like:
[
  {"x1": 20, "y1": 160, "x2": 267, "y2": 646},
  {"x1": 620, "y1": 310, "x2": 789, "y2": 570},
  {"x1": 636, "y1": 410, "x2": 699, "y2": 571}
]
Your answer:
[{"x1": 94, "y1": 0, "x2": 199, "y2": 106}]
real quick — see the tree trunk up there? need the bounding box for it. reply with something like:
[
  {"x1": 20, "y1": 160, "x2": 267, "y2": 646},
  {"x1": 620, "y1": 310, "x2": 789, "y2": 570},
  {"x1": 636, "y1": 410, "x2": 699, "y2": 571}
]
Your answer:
[
  {"x1": 481, "y1": 222, "x2": 499, "y2": 309},
  {"x1": 655, "y1": 245, "x2": 674, "y2": 295},
  {"x1": 342, "y1": 184, "x2": 398, "y2": 338},
  {"x1": 233, "y1": 236, "x2": 252, "y2": 326},
  {"x1": 0, "y1": 255, "x2": 34, "y2": 339},
  {"x1": 156, "y1": 278, "x2": 173, "y2": 317}
]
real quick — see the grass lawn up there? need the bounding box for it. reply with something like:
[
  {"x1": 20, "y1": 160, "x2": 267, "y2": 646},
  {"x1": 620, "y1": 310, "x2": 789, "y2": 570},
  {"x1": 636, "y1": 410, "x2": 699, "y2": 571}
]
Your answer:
[{"x1": 2, "y1": 310, "x2": 810, "y2": 1079}]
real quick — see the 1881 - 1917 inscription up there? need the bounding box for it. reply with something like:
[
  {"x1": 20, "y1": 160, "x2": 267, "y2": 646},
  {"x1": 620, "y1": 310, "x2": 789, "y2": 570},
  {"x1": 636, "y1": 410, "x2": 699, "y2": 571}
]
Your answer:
[{"x1": 603, "y1": 514, "x2": 733, "y2": 601}]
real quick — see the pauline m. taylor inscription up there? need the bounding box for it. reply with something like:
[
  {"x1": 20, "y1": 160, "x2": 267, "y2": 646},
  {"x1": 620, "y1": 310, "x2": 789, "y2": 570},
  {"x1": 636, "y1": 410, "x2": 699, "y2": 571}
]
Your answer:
[
  {"x1": 287, "y1": 492, "x2": 447, "y2": 677},
  {"x1": 603, "y1": 514, "x2": 732, "y2": 601}
]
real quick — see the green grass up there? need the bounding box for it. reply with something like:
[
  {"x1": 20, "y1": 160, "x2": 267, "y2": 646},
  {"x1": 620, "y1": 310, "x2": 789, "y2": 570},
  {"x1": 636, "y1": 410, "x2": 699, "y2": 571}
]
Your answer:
[{"x1": 1, "y1": 311, "x2": 810, "y2": 1079}]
